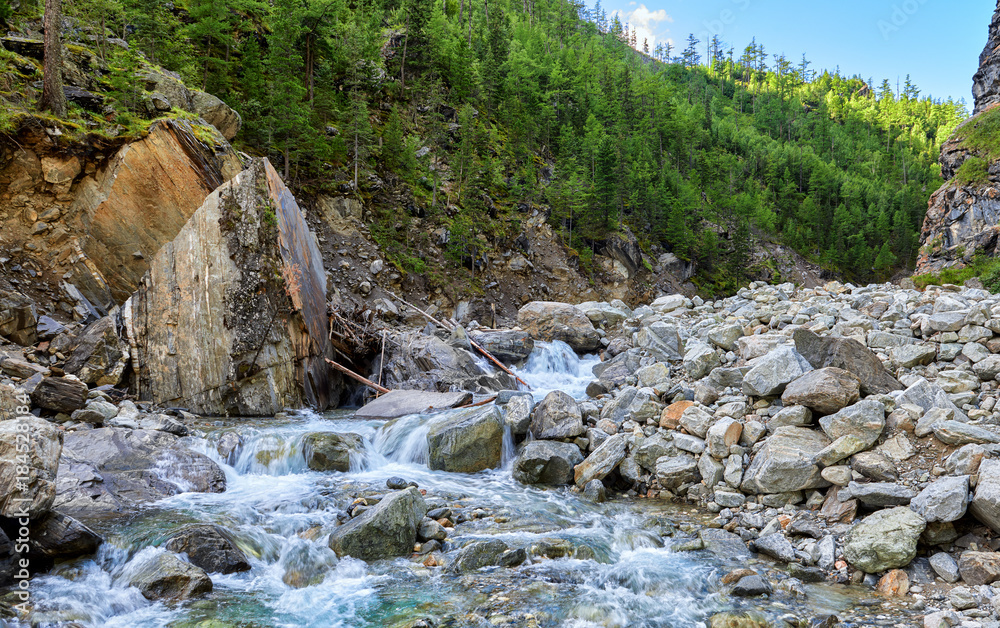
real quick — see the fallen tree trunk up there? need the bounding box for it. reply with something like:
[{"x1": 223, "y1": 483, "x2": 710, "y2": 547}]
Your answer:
[{"x1": 325, "y1": 358, "x2": 391, "y2": 394}]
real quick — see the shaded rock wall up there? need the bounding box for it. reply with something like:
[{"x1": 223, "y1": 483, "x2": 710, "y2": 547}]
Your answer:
[
  {"x1": 974, "y1": 2, "x2": 1000, "y2": 116},
  {"x1": 127, "y1": 159, "x2": 336, "y2": 416}
]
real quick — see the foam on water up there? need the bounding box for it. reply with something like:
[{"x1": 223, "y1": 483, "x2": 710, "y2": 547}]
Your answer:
[{"x1": 515, "y1": 340, "x2": 602, "y2": 401}]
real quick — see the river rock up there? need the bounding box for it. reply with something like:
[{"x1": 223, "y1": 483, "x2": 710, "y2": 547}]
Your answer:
[
  {"x1": 909, "y1": 475, "x2": 969, "y2": 523},
  {"x1": 781, "y1": 367, "x2": 860, "y2": 414},
  {"x1": 21, "y1": 374, "x2": 88, "y2": 413},
  {"x1": 125, "y1": 550, "x2": 213, "y2": 601},
  {"x1": 684, "y1": 342, "x2": 720, "y2": 380},
  {"x1": 742, "y1": 346, "x2": 813, "y2": 397},
  {"x1": 329, "y1": 487, "x2": 426, "y2": 561},
  {"x1": 636, "y1": 322, "x2": 684, "y2": 361},
  {"x1": 428, "y1": 405, "x2": 504, "y2": 473},
  {"x1": 958, "y1": 551, "x2": 1000, "y2": 585},
  {"x1": 512, "y1": 441, "x2": 583, "y2": 485},
  {"x1": 633, "y1": 433, "x2": 678, "y2": 471},
  {"x1": 447, "y1": 538, "x2": 510, "y2": 573},
  {"x1": 842, "y1": 481, "x2": 915, "y2": 507},
  {"x1": 54, "y1": 428, "x2": 226, "y2": 517},
  {"x1": 468, "y1": 330, "x2": 534, "y2": 364},
  {"x1": 127, "y1": 159, "x2": 336, "y2": 416},
  {"x1": 381, "y1": 332, "x2": 514, "y2": 394},
  {"x1": 64, "y1": 315, "x2": 130, "y2": 387},
  {"x1": 574, "y1": 434, "x2": 627, "y2": 487},
  {"x1": 517, "y1": 302, "x2": 600, "y2": 352},
  {"x1": 754, "y1": 533, "x2": 797, "y2": 563},
  {"x1": 655, "y1": 453, "x2": 700, "y2": 490},
  {"x1": 933, "y1": 421, "x2": 1000, "y2": 446},
  {"x1": 302, "y1": 432, "x2": 365, "y2": 472},
  {"x1": 28, "y1": 511, "x2": 101, "y2": 559},
  {"x1": 502, "y1": 394, "x2": 533, "y2": 436},
  {"x1": 730, "y1": 575, "x2": 772, "y2": 597},
  {"x1": 355, "y1": 390, "x2": 473, "y2": 420},
  {"x1": 741, "y1": 427, "x2": 830, "y2": 494},
  {"x1": 164, "y1": 524, "x2": 250, "y2": 574},
  {"x1": 970, "y1": 458, "x2": 1000, "y2": 533},
  {"x1": 576, "y1": 301, "x2": 631, "y2": 326},
  {"x1": 700, "y1": 528, "x2": 752, "y2": 559},
  {"x1": 530, "y1": 391, "x2": 584, "y2": 440},
  {"x1": 929, "y1": 552, "x2": 961, "y2": 583},
  {"x1": 792, "y1": 328, "x2": 901, "y2": 395},
  {"x1": 842, "y1": 507, "x2": 926, "y2": 573},
  {"x1": 0, "y1": 416, "x2": 62, "y2": 518},
  {"x1": 818, "y1": 399, "x2": 885, "y2": 449}
]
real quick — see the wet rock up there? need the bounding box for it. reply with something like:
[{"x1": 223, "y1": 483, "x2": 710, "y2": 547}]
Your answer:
[
  {"x1": 909, "y1": 475, "x2": 969, "y2": 523},
  {"x1": 517, "y1": 302, "x2": 600, "y2": 352},
  {"x1": 792, "y1": 328, "x2": 901, "y2": 395},
  {"x1": 957, "y1": 551, "x2": 1000, "y2": 585},
  {"x1": 417, "y1": 519, "x2": 447, "y2": 542},
  {"x1": 329, "y1": 487, "x2": 426, "y2": 561},
  {"x1": 929, "y1": 552, "x2": 960, "y2": 583},
  {"x1": 21, "y1": 374, "x2": 88, "y2": 413},
  {"x1": 781, "y1": 367, "x2": 861, "y2": 415},
  {"x1": 302, "y1": 432, "x2": 365, "y2": 472},
  {"x1": 501, "y1": 394, "x2": 533, "y2": 436},
  {"x1": 468, "y1": 330, "x2": 534, "y2": 364},
  {"x1": 708, "y1": 611, "x2": 769, "y2": 627},
  {"x1": 970, "y1": 458, "x2": 1000, "y2": 533},
  {"x1": 754, "y1": 533, "x2": 796, "y2": 563},
  {"x1": 818, "y1": 399, "x2": 885, "y2": 449},
  {"x1": 741, "y1": 427, "x2": 830, "y2": 495},
  {"x1": 0, "y1": 416, "x2": 62, "y2": 518},
  {"x1": 512, "y1": 441, "x2": 583, "y2": 485},
  {"x1": 655, "y1": 453, "x2": 700, "y2": 490},
  {"x1": 742, "y1": 346, "x2": 813, "y2": 397},
  {"x1": 27, "y1": 511, "x2": 101, "y2": 559},
  {"x1": 164, "y1": 524, "x2": 250, "y2": 574},
  {"x1": 574, "y1": 434, "x2": 627, "y2": 487},
  {"x1": 428, "y1": 405, "x2": 504, "y2": 473},
  {"x1": 126, "y1": 550, "x2": 213, "y2": 601},
  {"x1": 448, "y1": 538, "x2": 510, "y2": 573},
  {"x1": 355, "y1": 390, "x2": 473, "y2": 420},
  {"x1": 842, "y1": 507, "x2": 926, "y2": 573},
  {"x1": 583, "y1": 479, "x2": 607, "y2": 502},
  {"x1": 64, "y1": 316, "x2": 129, "y2": 387},
  {"x1": 54, "y1": 428, "x2": 226, "y2": 517},
  {"x1": 730, "y1": 574, "x2": 772, "y2": 597},
  {"x1": 530, "y1": 391, "x2": 584, "y2": 440}
]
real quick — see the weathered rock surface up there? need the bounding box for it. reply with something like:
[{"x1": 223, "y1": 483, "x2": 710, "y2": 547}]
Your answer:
[
  {"x1": 530, "y1": 391, "x2": 584, "y2": 440},
  {"x1": 21, "y1": 374, "x2": 88, "y2": 413},
  {"x1": 818, "y1": 399, "x2": 885, "y2": 449},
  {"x1": 468, "y1": 330, "x2": 534, "y2": 364},
  {"x1": 741, "y1": 427, "x2": 830, "y2": 494},
  {"x1": 574, "y1": 434, "x2": 627, "y2": 487},
  {"x1": 742, "y1": 346, "x2": 812, "y2": 397},
  {"x1": 0, "y1": 292, "x2": 38, "y2": 346},
  {"x1": 0, "y1": 417, "x2": 62, "y2": 518},
  {"x1": 792, "y1": 329, "x2": 901, "y2": 395},
  {"x1": 781, "y1": 368, "x2": 860, "y2": 415},
  {"x1": 302, "y1": 432, "x2": 365, "y2": 472},
  {"x1": 164, "y1": 524, "x2": 251, "y2": 574},
  {"x1": 64, "y1": 315, "x2": 129, "y2": 387},
  {"x1": 842, "y1": 507, "x2": 925, "y2": 573},
  {"x1": 328, "y1": 487, "x2": 426, "y2": 561},
  {"x1": 513, "y1": 441, "x2": 583, "y2": 485},
  {"x1": 125, "y1": 550, "x2": 213, "y2": 601},
  {"x1": 27, "y1": 511, "x2": 102, "y2": 559},
  {"x1": 971, "y1": 458, "x2": 1000, "y2": 533},
  {"x1": 959, "y1": 551, "x2": 1000, "y2": 585},
  {"x1": 355, "y1": 390, "x2": 473, "y2": 420},
  {"x1": 517, "y1": 301, "x2": 601, "y2": 352},
  {"x1": 379, "y1": 332, "x2": 515, "y2": 394},
  {"x1": 128, "y1": 159, "x2": 335, "y2": 415},
  {"x1": 427, "y1": 406, "x2": 504, "y2": 473},
  {"x1": 909, "y1": 475, "x2": 969, "y2": 523}
]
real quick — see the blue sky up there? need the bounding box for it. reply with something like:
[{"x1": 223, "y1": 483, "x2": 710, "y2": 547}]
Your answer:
[{"x1": 598, "y1": 0, "x2": 994, "y2": 105}]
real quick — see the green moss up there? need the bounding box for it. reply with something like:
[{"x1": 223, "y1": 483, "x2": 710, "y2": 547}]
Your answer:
[
  {"x1": 955, "y1": 156, "x2": 990, "y2": 186},
  {"x1": 952, "y1": 105, "x2": 1000, "y2": 163},
  {"x1": 912, "y1": 255, "x2": 1000, "y2": 293}
]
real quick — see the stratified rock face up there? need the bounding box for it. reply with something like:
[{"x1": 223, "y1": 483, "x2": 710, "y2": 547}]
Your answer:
[
  {"x1": 69, "y1": 119, "x2": 243, "y2": 308},
  {"x1": 973, "y1": 2, "x2": 1000, "y2": 115},
  {"x1": 128, "y1": 158, "x2": 335, "y2": 416}
]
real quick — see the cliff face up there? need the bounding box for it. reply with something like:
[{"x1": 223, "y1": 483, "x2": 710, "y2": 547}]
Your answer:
[{"x1": 917, "y1": 1, "x2": 1000, "y2": 273}]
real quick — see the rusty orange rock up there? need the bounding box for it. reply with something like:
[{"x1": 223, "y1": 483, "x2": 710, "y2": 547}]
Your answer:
[{"x1": 660, "y1": 401, "x2": 693, "y2": 429}]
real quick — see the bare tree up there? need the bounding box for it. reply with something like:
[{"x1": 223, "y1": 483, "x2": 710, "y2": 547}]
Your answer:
[{"x1": 40, "y1": 0, "x2": 66, "y2": 117}]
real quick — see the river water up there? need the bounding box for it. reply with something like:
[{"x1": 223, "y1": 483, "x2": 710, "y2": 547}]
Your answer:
[{"x1": 23, "y1": 342, "x2": 912, "y2": 628}]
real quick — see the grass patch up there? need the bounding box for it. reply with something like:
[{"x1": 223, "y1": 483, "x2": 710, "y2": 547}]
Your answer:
[
  {"x1": 955, "y1": 156, "x2": 990, "y2": 186},
  {"x1": 952, "y1": 105, "x2": 1000, "y2": 163},
  {"x1": 913, "y1": 255, "x2": 1000, "y2": 292}
]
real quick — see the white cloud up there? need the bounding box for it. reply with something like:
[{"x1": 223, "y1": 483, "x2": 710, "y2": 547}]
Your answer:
[{"x1": 617, "y1": 4, "x2": 673, "y2": 51}]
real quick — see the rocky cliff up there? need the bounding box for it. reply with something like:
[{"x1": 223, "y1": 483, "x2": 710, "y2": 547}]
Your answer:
[
  {"x1": 127, "y1": 159, "x2": 337, "y2": 416},
  {"x1": 918, "y1": 1, "x2": 1000, "y2": 272}
]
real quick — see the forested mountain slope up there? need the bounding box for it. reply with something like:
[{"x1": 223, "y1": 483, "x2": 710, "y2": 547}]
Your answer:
[{"x1": 0, "y1": 0, "x2": 967, "y2": 294}]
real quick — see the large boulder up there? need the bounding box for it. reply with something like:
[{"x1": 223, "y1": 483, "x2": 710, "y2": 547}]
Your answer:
[
  {"x1": 190, "y1": 89, "x2": 242, "y2": 140},
  {"x1": 127, "y1": 159, "x2": 336, "y2": 415},
  {"x1": 636, "y1": 322, "x2": 684, "y2": 361},
  {"x1": 574, "y1": 434, "x2": 627, "y2": 487},
  {"x1": 818, "y1": 399, "x2": 885, "y2": 449},
  {"x1": 427, "y1": 406, "x2": 504, "y2": 473},
  {"x1": 933, "y1": 421, "x2": 1000, "y2": 446},
  {"x1": 26, "y1": 511, "x2": 101, "y2": 559},
  {"x1": 164, "y1": 524, "x2": 251, "y2": 574},
  {"x1": 53, "y1": 428, "x2": 226, "y2": 517},
  {"x1": 447, "y1": 538, "x2": 512, "y2": 573},
  {"x1": 742, "y1": 346, "x2": 813, "y2": 397},
  {"x1": 468, "y1": 330, "x2": 535, "y2": 364},
  {"x1": 898, "y1": 378, "x2": 969, "y2": 423},
  {"x1": 328, "y1": 487, "x2": 426, "y2": 561},
  {"x1": 354, "y1": 390, "x2": 472, "y2": 420},
  {"x1": 517, "y1": 301, "x2": 601, "y2": 352},
  {"x1": 302, "y1": 432, "x2": 365, "y2": 472},
  {"x1": 910, "y1": 475, "x2": 969, "y2": 523},
  {"x1": 781, "y1": 367, "x2": 861, "y2": 414},
  {"x1": 842, "y1": 507, "x2": 926, "y2": 573},
  {"x1": 0, "y1": 292, "x2": 37, "y2": 346},
  {"x1": 64, "y1": 315, "x2": 130, "y2": 387},
  {"x1": 792, "y1": 329, "x2": 901, "y2": 395},
  {"x1": 125, "y1": 549, "x2": 212, "y2": 601},
  {"x1": 21, "y1": 374, "x2": 88, "y2": 413},
  {"x1": 575, "y1": 301, "x2": 631, "y2": 327},
  {"x1": 379, "y1": 332, "x2": 514, "y2": 394},
  {"x1": 655, "y1": 453, "x2": 700, "y2": 490},
  {"x1": 971, "y1": 458, "x2": 1000, "y2": 533},
  {"x1": 740, "y1": 427, "x2": 831, "y2": 494},
  {"x1": 513, "y1": 441, "x2": 583, "y2": 485},
  {"x1": 959, "y1": 551, "x2": 1000, "y2": 586},
  {"x1": 0, "y1": 416, "x2": 62, "y2": 518},
  {"x1": 530, "y1": 391, "x2": 584, "y2": 440}
]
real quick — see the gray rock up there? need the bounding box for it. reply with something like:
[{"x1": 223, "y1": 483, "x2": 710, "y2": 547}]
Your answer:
[
  {"x1": 741, "y1": 427, "x2": 830, "y2": 494},
  {"x1": 889, "y1": 344, "x2": 937, "y2": 369},
  {"x1": 945, "y1": 444, "x2": 986, "y2": 475},
  {"x1": 417, "y1": 519, "x2": 447, "y2": 542},
  {"x1": 730, "y1": 574, "x2": 772, "y2": 597},
  {"x1": 958, "y1": 551, "x2": 1000, "y2": 585},
  {"x1": 448, "y1": 538, "x2": 510, "y2": 573},
  {"x1": 530, "y1": 391, "x2": 584, "y2": 440},
  {"x1": 679, "y1": 404, "x2": 714, "y2": 438},
  {"x1": 329, "y1": 487, "x2": 427, "y2": 561},
  {"x1": 742, "y1": 346, "x2": 813, "y2": 397},
  {"x1": 813, "y1": 435, "x2": 868, "y2": 467},
  {"x1": 467, "y1": 330, "x2": 535, "y2": 364},
  {"x1": 818, "y1": 399, "x2": 885, "y2": 449},
  {"x1": 768, "y1": 405, "x2": 813, "y2": 431},
  {"x1": 970, "y1": 458, "x2": 1000, "y2": 533},
  {"x1": 428, "y1": 405, "x2": 504, "y2": 473},
  {"x1": 636, "y1": 322, "x2": 685, "y2": 361},
  {"x1": 125, "y1": 550, "x2": 212, "y2": 601},
  {"x1": 909, "y1": 475, "x2": 969, "y2": 523},
  {"x1": 517, "y1": 301, "x2": 601, "y2": 352},
  {"x1": 781, "y1": 367, "x2": 861, "y2": 415},
  {"x1": 842, "y1": 481, "x2": 915, "y2": 507},
  {"x1": 655, "y1": 453, "x2": 700, "y2": 490},
  {"x1": 0, "y1": 416, "x2": 62, "y2": 518},
  {"x1": 933, "y1": 421, "x2": 1000, "y2": 446},
  {"x1": 501, "y1": 394, "x2": 533, "y2": 436},
  {"x1": 792, "y1": 328, "x2": 901, "y2": 395},
  {"x1": 0, "y1": 292, "x2": 38, "y2": 345},
  {"x1": 574, "y1": 434, "x2": 627, "y2": 487},
  {"x1": 897, "y1": 378, "x2": 968, "y2": 423},
  {"x1": 929, "y1": 552, "x2": 961, "y2": 584},
  {"x1": 973, "y1": 354, "x2": 1000, "y2": 380},
  {"x1": 137, "y1": 413, "x2": 189, "y2": 436},
  {"x1": 512, "y1": 441, "x2": 583, "y2": 485},
  {"x1": 706, "y1": 417, "x2": 742, "y2": 459},
  {"x1": 708, "y1": 324, "x2": 744, "y2": 352},
  {"x1": 683, "y1": 342, "x2": 720, "y2": 380},
  {"x1": 355, "y1": 390, "x2": 473, "y2": 420},
  {"x1": 164, "y1": 524, "x2": 250, "y2": 574},
  {"x1": 674, "y1": 432, "x2": 706, "y2": 454},
  {"x1": 850, "y1": 451, "x2": 899, "y2": 482},
  {"x1": 27, "y1": 511, "x2": 102, "y2": 560},
  {"x1": 583, "y1": 479, "x2": 607, "y2": 502},
  {"x1": 302, "y1": 432, "x2": 365, "y2": 472},
  {"x1": 699, "y1": 528, "x2": 752, "y2": 559},
  {"x1": 842, "y1": 507, "x2": 925, "y2": 573},
  {"x1": 64, "y1": 316, "x2": 129, "y2": 387},
  {"x1": 635, "y1": 362, "x2": 671, "y2": 390},
  {"x1": 948, "y1": 586, "x2": 978, "y2": 611},
  {"x1": 699, "y1": 453, "x2": 725, "y2": 487},
  {"x1": 633, "y1": 433, "x2": 678, "y2": 471},
  {"x1": 600, "y1": 386, "x2": 662, "y2": 426},
  {"x1": 754, "y1": 533, "x2": 797, "y2": 563}
]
